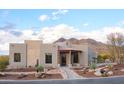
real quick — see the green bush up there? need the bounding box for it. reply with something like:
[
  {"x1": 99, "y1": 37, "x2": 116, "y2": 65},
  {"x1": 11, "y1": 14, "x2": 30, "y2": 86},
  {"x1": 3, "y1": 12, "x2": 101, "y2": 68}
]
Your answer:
[
  {"x1": 36, "y1": 65, "x2": 44, "y2": 72},
  {"x1": 107, "y1": 64, "x2": 113, "y2": 69},
  {"x1": 0, "y1": 56, "x2": 9, "y2": 71},
  {"x1": 90, "y1": 63, "x2": 97, "y2": 70},
  {"x1": 0, "y1": 61, "x2": 8, "y2": 71}
]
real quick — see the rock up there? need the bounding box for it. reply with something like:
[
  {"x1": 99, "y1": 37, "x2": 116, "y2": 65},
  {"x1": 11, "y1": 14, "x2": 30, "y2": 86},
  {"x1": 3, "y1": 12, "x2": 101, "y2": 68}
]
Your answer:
[
  {"x1": 107, "y1": 71, "x2": 113, "y2": 76},
  {"x1": 88, "y1": 69, "x2": 94, "y2": 72},
  {"x1": 95, "y1": 68, "x2": 101, "y2": 72},
  {"x1": 81, "y1": 69, "x2": 84, "y2": 71},
  {"x1": 94, "y1": 69, "x2": 102, "y2": 76},
  {"x1": 0, "y1": 72, "x2": 6, "y2": 76},
  {"x1": 35, "y1": 72, "x2": 46, "y2": 78},
  {"x1": 82, "y1": 68, "x2": 88, "y2": 71},
  {"x1": 104, "y1": 68, "x2": 109, "y2": 72},
  {"x1": 35, "y1": 73, "x2": 41, "y2": 78},
  {"x1": 120, "y1": 69, "x2": 124, "y2": 72},
  {"x1": 94, "y1": 71, "x2": 102, "y2": 76},
  {"x1": 18, "y1": 73, "x2": 27, "y2": 78},
  {"x1": 41, "y1": 74, "x2": 46, "y2": 78},
  {"x1": 105, "y1": 65, "x2": 108, "y2": 68}
]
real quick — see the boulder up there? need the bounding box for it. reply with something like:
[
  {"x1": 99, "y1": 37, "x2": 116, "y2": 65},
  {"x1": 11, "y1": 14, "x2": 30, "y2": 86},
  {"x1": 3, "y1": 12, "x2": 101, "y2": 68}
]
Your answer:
[
  {"x1": 35, "y1": 72, "x2": 46, "y2": 78},
  {"x1": 107, "y1": 71, "x2": 113, "y2": 76},
  {"x1": 104, "y1": 68, "x2": 109, "y2": 72},
  {"x1": 81, "y1": 69, "x2": 84, "y2": 72},
  {"x1": 18, "y1": 73, "x2": 27, "y2": 78},
  {"x1": 88, "y1": 69, "x2": 94, "y2": 72},
  {"x1": 35, "y1": 73, "x2": 41, "y2": 78},
  {"x1": 0, "y1": 72, "x2": 6, "y2": 76},
  {"x1": 94, "y1": 71, "x2": 102, "y2": 76},
  {"x1": 105, "y1": 65, "x2": 108, "y2": 68},
  {"x1": 94, "y1": 69, "x2": 102, "y2": 76},
  {"x1": 95, "y1": 68, "x2": 101, "y2": 72}
]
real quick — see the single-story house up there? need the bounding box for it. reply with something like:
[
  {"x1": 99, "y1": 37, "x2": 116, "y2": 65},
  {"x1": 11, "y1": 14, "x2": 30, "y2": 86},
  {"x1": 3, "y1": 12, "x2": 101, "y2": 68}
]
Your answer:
[{"x1": 9, "y1": 40, "x2": 97, "y2": 68}]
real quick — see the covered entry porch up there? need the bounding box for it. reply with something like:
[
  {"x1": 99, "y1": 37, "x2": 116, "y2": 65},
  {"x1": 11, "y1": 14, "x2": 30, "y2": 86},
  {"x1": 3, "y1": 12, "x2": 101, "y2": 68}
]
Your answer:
[{"x1": 58, "y1": 48, "x2": 82, "y2": 67}]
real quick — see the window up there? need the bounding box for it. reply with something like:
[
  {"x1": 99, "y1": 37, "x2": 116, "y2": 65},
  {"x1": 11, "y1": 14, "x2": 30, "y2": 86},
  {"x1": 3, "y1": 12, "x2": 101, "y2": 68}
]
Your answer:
[
  {"x1": 45, "y1": 53, "x2": 52, "y2": 64},
  {"x1": 14, "y1": 53, "x2": 21, "y2": 62}
]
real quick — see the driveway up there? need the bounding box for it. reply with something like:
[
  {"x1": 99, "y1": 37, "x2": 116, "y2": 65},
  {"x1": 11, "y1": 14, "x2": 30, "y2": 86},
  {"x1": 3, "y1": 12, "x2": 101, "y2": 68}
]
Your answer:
[{"x1": 0, "y1": 76, "x2": 124, "y2": 84}]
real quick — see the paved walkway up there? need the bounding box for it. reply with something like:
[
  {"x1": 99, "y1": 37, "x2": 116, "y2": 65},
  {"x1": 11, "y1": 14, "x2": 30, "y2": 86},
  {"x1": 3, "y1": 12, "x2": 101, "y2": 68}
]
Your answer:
[{"x1": 59, "y1": 67, "x2": 84, "y2": 79}]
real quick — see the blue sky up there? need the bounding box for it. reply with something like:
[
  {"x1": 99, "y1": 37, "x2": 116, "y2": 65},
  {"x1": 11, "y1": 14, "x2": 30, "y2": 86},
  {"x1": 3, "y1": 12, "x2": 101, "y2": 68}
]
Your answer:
[
  {"x1": 1, "y1": 9, "x2": 124, "y2": 31},
  {"x1": 0, "y1": 9, "x2": 124, "y2": 55}
]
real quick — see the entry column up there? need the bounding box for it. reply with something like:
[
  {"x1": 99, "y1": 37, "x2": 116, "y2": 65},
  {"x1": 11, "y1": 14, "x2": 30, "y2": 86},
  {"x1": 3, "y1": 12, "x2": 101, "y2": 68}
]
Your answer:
[
  {"x1": 78, "y1": 51, "x2": 80, "y2": 66},
  {"x1": 68, "y1": 50, "x2": 72, "y2": 67}
]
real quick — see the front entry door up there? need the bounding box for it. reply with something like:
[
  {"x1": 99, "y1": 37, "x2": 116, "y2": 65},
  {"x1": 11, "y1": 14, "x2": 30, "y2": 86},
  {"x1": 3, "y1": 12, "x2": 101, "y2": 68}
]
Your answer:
[{"x1": 60, "y1": 53, "x2": 66, "y2": 66}]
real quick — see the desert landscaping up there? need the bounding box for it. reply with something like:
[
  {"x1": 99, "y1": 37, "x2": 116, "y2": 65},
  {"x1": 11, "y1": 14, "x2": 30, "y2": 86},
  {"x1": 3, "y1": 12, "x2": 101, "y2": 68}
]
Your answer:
[
  {"x1": 0, "y1": 67, "x2": 63, "y2": 80},
  {"x1": 73, "y1": 63, "x2": 124, "y2": 78}
]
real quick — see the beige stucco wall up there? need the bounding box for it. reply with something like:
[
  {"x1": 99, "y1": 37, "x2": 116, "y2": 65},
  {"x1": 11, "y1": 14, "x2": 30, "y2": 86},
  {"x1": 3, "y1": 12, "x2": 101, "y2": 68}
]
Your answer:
[
  {"x1": 40, "y1": 44, "x2": 58, "y2": 67},
  {"x1": 9, "y1": 43, "x2": 27, "y2": 68},
  {"x1": 71, "y1": 43, "x2": 89, "y2": 66},
  {"x1": 25, "y1": 40, "x2": 42, "y2": 67}
]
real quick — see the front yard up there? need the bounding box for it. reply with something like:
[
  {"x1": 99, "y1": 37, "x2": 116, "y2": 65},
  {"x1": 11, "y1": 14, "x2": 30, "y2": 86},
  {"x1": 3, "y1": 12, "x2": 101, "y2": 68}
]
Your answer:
[
  {"x1": 0, "y1": 73, "x2": 62, "y2": 80},
  {"x1": 0, "y1": 67, "x2": 63, "y2": 80},
  {"x1": 1, "y1": 63, "x2": 124, "y2": 80},
  {"x1": 73, "y1": 64, "x2": 124, "y2": 78}
]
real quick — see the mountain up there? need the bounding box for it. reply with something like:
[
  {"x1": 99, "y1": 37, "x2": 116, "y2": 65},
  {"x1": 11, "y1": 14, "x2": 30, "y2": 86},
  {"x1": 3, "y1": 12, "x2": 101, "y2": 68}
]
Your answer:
[
  {"x1": 67, "y1": 38, "x2": 79, "y2": 44},
  {"x1": 54, "y1": 37, "x2": 66, "y2": 43},
  {"x1": 54, "y1": 37, "x2": 108, "y2": 54}
]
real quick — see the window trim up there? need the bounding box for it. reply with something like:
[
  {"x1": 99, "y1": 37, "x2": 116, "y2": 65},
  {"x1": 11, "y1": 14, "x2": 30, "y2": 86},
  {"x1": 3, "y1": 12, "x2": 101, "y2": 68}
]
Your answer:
[
  {"x1": 45, "y1": 53, "x2": 52, "y2": 64},
  {"x1": 14, "y1": 53, "x2": 21, "y2": 62}
]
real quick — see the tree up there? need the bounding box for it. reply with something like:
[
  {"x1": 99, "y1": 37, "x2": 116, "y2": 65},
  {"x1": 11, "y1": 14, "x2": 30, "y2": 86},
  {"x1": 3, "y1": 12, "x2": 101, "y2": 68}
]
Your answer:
[
  {"x1": 107, "y1": 33, "x2": 124, "y2": 64},
  {"x1": 97, "y1": 53, "x2": 110, "y2": 63}
]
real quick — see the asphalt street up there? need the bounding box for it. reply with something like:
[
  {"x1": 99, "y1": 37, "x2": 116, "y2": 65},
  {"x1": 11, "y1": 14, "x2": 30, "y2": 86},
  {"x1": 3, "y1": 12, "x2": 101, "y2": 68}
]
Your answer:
[{"x1": 0, "y1": 76, "x2": 124, "y2": 84}]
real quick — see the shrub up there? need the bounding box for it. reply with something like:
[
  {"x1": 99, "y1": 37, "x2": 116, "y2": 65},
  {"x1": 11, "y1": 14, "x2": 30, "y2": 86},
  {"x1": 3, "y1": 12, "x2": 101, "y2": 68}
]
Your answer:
[
  {"x1": 0, "y1": 56, "x2": 9, "y2": 71},
  {"x1": 0, "y1": 61, "x2": 8, "y2": 71},
  {"x1": 107, "y1": 64, "x2": 113, "y2": 69},
  {"x1": 90, "y1": 63, "x2": 97, "y2": 70},
  {"x1": 36, "y1": 65, "x2": 44, "y2": 73}
]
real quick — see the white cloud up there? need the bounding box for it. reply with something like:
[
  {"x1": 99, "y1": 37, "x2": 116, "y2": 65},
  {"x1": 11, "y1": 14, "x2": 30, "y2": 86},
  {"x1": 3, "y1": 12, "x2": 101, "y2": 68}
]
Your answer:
[
  {"x1": 39, "y1": 10, "x2": 68, "y2": 22},
  {"x1": 39, "y1": 15, "x2": 49, "y2": 21},
  {"x1": 1, "y1": 24, "x2": 124, "y2": 54},
  {"x1": 0, "y1": 29, "x2": 39, "y2": 54},
  {"x1": 52, "y1": 9, "x2": 68, "y2": 20},
  {"x1": 38, "y1": 24, "x2": 124, "y2": 43},
  {"x1": 38, "y1": 24, "x2": 79, "y2": 43},
  {"x1": 52, "y1": 10, "x2": 68, "y2": 16},
  {"x1": 42, "y1": 25, "x2": 124, "y2": 43}
]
